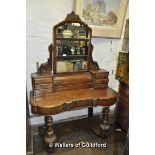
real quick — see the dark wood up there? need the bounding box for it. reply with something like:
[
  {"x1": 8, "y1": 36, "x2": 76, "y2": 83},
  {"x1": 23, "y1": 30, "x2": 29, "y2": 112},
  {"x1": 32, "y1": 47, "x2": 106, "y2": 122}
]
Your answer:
[
  {"x1": 53, "y1": 72, "x2": 92, "y2": 92},
  {"x1": 94, "y1": 79, "x2": 109, "y2": 84},
  {"x1": 88, "y1": 107, "x2": 93, "y2": 117},
  {"x1": 29, "y1": 11, "x2": 118, "y2": 152},
  {"x1": 54, "y1": 83, "x2": 92, "y2": 92},
  {"x1": 54, "y1": 72, "x2": 92, "y2": 86},
  {"x1": 93, "y1": 83, "x2": 108, "y2": 89},
  {"x1": 43, "y1": 116, "x2": 57, "y2": 152},
  {"x1": 30, "y1": 87, "x2": 117, "y2": 115},
  {"x1": 100, "y1": 107, "x2": 110, "y2": 138},
  {"x1": 89, "y1": 69, "x2": 109, "y2": 79},
  {"x1": 116, "y1": 82, "x2": 129, "y2": 131},
  {"x1": 89, "y1": 69, "x2": 109, "y2": 89},
  {"x1": 31, "y1": 73, "x2": 53, "y2": 97}
]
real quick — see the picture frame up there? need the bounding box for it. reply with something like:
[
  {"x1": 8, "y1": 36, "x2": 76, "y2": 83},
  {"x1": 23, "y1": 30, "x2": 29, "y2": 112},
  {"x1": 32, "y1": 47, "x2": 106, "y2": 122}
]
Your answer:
[
  {"x1": 116, "y1": 51, "x2": 129, "y2": 85},
  {"x1": 75, "y1": 0, "x2": 128, "y2": 38}
]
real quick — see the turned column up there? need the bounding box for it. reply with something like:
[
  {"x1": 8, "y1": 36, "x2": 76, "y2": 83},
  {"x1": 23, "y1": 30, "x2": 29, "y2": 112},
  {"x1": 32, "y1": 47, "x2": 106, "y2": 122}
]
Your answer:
[
  {"x1": 44, "y1": 116, "x2": 57, "y2": 151},
  {"x1": 100, "y1": 106, "x2": 110, "y2": 138}
]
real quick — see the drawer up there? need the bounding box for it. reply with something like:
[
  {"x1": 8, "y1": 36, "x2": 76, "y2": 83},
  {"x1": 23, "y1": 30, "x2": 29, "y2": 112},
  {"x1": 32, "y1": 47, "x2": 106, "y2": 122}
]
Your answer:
[
  {"x1": 33, "y1": 77, "x2": 53, "y2": 85},
  {"x1": 89, "y1": 70, "x2": 109, "y2": 79},
  {"x1": 93, "y1": 73, "x2": 109, "y2": 79},
  {"x1": 54, "y1": 72, "x2": 92, "y2": 86},
  {"x1": 93, "y1": 83, "x2": 108, "y2": 89},
  {"x1": 34, "y1": 88, "x2": 53, "y2": 96},
  {"x1": 54, "y1": 83, "x2": 92, "y2": 92},
  {"x1": 34, "y1": 83, "x2": 52, "y2": 90},
  {"x1": 94, "y1": 79, "x2": 109, "y2": 84}
]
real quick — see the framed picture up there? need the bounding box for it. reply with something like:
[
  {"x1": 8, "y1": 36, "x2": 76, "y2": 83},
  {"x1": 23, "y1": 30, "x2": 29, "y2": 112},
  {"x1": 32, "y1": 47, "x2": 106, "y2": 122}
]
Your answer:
[
  {"x1": 116, "y1": 52, "x2": 129, "y2": 85},
  {"x1": 75, "y1": 0, "x2": 128, "y2": 38}
]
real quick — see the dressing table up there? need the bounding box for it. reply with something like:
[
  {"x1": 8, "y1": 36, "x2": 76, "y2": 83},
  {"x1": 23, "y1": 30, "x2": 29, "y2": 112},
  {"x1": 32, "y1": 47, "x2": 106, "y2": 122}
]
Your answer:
[{"x1": 30, "y1": 11, "x2": 117, "y2": 152}]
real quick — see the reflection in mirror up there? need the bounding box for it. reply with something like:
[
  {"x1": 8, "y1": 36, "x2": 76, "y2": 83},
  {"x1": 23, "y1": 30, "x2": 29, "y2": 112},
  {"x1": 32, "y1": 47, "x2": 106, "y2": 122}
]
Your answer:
[{"x1": 56, "y1": 23, "x2": 89, "y2": 39}]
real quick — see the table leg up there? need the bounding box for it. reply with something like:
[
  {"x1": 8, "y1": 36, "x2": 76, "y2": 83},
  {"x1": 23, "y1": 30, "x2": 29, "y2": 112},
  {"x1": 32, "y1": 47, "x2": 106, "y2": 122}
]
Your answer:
[
  {"x1": 44, "y1": 116, "x2": 57, "y2": 152},
  {"x1": 88, "y1": 107, "x2": 93, "y2": 117},
  {"x1": 99, "y1": 106, "x2": 110, "y2": 138}
]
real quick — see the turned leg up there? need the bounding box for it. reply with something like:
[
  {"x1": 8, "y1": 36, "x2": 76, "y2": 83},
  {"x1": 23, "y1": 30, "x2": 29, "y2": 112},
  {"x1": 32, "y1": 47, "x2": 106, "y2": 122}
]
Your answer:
[
  {"x1": 44, "y1": 116, "x2": 57, "y2": 152},
  {"x1": 100, "y1": 106, "x2": 110, "y2": 138}
]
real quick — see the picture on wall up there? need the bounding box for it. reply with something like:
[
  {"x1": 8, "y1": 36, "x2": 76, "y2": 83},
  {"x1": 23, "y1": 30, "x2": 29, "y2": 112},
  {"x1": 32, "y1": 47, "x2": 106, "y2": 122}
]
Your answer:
[{"x1": 76, "y1": 0, "x2": 128, "y2": 38}]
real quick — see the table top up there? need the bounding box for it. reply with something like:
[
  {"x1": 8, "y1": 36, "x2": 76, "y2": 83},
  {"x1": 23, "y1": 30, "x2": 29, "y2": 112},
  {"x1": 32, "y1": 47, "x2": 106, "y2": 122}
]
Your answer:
[{"x1": 30, "y1": 87, "x2": 117, "y2": 115}]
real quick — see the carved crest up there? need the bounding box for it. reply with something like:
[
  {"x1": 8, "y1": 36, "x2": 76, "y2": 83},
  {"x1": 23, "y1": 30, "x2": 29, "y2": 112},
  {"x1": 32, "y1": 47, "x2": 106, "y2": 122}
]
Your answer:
[{"x1": 65, "y1": 11, "x2": 81, "y2": 21}]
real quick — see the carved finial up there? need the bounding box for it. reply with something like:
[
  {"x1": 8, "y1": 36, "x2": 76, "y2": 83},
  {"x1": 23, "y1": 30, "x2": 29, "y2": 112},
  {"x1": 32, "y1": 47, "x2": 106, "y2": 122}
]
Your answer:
[
  {"x1": 71, "y1": 11, "x2": 75, "y2": 15},
  {"x1": 65, "y1": 11, "x2": 81, "y2": 21}
]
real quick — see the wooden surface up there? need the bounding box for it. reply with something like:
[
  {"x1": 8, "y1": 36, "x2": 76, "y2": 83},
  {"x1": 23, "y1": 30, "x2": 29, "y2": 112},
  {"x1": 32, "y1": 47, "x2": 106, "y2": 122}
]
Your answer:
[
  {"x1": 31, "y1": 70, "x2": 110, "y2": 98},
  {"x1": 54, "y1": 72, "x2": 92, "y2": 92},
  {"x1": 54, "y1": 72, "x2": 92, "y2": 85},
  {"x1": 30, "y1": 87, "x2": 117, "y2": 115},
  {"x1": 116, "y1": 82, "x2": 129, "y2": 131}
]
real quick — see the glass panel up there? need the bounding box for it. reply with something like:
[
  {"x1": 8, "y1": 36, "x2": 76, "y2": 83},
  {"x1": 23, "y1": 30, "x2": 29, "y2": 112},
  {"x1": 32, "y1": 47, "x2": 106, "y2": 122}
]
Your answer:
[
  {"x1": 56, "y1": 23, "x2": 90, "y2": 39},
  {"x1": 56, "y1": 40, "x2": 88, "y2": 56},
  {"x1": 56, "y1": 59, "x2": 87, "y2": 73},
  {"x1": 55, "y1": 22, "x2": 90, "y2": 73},
  {"x1": 56, "y1": 40, "x2": 88, "y2": 73}
]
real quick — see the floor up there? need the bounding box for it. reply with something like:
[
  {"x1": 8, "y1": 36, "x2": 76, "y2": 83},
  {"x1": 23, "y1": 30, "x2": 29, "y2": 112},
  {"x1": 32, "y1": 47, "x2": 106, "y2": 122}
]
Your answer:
[{"x1": 27, "y1": 116, "x2": 127, "y2": 155}]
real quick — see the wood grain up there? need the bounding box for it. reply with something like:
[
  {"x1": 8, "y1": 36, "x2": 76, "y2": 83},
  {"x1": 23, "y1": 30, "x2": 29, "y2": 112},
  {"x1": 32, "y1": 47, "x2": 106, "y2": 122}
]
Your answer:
[{"x1": 30, "y1": 87, "x2": 117, "y2": 115}]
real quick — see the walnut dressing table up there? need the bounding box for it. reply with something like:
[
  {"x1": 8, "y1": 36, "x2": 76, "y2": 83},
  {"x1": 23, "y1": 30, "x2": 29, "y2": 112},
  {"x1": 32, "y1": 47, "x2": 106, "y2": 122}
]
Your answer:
[{"x1": 29, "y1": 12, "x2": 117, "y2": 152}]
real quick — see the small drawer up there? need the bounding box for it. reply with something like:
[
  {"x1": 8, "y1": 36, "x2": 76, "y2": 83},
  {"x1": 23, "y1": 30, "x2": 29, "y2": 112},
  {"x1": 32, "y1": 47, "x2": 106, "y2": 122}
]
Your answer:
[
  {"x1": 34, "y1": 88, "x2": 53, "y2": 96},
  {"x1": 34, "y1": 83, "x2": 52, "y2": 90},
  {"x1": 93, "y1": 73, "x2": 109, "y2": 79},
  {"x1": 93, "y1": 83, "x2": 108, "y2": 89},
  {"x1": 33, "y1": 77, "x2": 53, "y2": 85},
  {"x1": 94, "y1": 79, "x2": 109, "y2": 84},
  {"x1": 89, "y1": 70, "x2": 109, "y2": 79}
]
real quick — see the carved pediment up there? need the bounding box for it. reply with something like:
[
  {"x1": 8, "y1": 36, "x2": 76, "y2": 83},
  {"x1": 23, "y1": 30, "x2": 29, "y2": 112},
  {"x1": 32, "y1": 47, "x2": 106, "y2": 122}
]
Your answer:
[{"x1": 65, "y1": 11, "x2": 81, "y2": 21}]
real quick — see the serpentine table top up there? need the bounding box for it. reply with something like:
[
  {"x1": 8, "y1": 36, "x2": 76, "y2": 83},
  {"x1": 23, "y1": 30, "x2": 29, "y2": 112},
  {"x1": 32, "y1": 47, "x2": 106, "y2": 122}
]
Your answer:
[{"x1": 30, "y1": 87, "x2": 117, "y2": 116}]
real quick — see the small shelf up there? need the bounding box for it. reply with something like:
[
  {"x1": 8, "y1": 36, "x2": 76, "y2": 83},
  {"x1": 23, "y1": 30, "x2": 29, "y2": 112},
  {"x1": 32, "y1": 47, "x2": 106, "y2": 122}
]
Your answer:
[
  {"x1": 57, "y1": 55, "x2": 87, "y2": 59},
  {"x1": 56, "y1": 37, "x2": 90, "y2": 41}
]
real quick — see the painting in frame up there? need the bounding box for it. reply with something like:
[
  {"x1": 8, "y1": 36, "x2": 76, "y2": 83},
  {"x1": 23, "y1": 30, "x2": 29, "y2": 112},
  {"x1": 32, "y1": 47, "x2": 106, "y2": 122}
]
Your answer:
[{"x1": 75, "y1": 0, "x2": 128, "y2": 38}]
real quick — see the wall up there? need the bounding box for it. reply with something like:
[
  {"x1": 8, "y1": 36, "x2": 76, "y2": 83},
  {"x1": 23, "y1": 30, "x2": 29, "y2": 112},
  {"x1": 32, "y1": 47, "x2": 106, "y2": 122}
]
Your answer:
[{"x1": 27, "y1": 0, "x2": 129, "y2": 125}]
